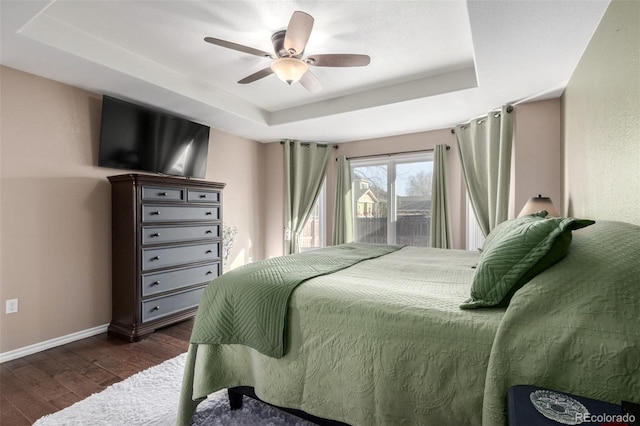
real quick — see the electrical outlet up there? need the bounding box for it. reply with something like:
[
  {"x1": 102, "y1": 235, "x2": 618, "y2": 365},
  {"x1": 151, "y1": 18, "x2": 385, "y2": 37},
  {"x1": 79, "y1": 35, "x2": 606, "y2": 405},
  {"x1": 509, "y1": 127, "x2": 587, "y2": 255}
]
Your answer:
[{"x1": 6, "y1": 299, "x2": 18, "y2": 314}]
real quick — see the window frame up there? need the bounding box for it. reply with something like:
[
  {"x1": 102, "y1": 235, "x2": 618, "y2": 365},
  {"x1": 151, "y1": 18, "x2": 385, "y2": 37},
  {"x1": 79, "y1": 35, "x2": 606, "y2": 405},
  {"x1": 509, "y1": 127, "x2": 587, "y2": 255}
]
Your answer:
[
  {"x1": 298, "y1": 179, "x2": 326, "y2": 251},
  {"x1": 350, "y1": 151, "x2": 434, "y2": 246},
  {"x1": 465, "y1": 191, "x2": 485, "y2": 251}
]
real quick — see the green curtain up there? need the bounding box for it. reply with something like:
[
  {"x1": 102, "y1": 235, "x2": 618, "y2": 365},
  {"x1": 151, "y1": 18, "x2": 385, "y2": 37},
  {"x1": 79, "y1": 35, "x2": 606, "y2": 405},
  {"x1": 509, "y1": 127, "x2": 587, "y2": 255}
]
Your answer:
[
  {"x1": 284, "y1": 141, "x2": 332, "y2": 254},
  {"x1": 456, "y1": 105, "x2": 513, "y2": 237},
  {"x1": 429, "y1": 145, "x2": 452, "y2": 248},
  {"x1": 332, "y1": 155, "x2": 353, "y2": 245}
]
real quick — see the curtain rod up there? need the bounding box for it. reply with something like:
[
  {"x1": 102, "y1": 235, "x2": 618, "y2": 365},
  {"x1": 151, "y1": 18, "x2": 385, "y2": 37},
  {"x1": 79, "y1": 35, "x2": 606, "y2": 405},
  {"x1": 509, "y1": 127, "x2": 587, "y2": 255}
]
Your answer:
[
  {"x1": 280, "y1": 141, "x2": 338, "y2": 149},
  {"x1": 343, "y1": 146, "x2": 450, "y2": 161},
  {"x1": 450, "y1": 105, "x2": 513, "y2": 134}
]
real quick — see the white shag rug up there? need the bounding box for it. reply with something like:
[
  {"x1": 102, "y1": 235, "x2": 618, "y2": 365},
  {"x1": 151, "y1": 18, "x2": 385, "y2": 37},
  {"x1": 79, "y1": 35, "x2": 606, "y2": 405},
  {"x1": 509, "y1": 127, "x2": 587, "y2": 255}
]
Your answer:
[{"x1": 33, "y1": 352, "x2": 314, "y2": 426}]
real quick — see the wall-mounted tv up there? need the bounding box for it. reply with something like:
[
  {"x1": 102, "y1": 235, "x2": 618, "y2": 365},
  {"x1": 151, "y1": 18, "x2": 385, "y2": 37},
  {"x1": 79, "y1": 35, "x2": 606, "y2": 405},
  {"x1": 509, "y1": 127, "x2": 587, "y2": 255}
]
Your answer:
[{"x1": 98, "y1": 96, "x2": 210, "y2": 179}]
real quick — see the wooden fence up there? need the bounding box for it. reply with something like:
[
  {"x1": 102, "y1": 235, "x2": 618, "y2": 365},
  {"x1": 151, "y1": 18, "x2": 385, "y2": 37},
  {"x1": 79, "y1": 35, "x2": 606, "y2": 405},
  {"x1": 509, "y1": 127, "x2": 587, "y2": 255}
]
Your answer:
[{"x1": 355, "y1": 216, "x2": 430, "y2": 247}]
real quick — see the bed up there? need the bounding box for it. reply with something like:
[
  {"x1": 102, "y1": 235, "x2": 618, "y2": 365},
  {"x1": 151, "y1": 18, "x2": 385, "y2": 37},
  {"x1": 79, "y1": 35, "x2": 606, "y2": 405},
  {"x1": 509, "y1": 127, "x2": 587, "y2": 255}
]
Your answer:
[{"x1": 178, "y1": 219, "x2": 640, "y2": 425}]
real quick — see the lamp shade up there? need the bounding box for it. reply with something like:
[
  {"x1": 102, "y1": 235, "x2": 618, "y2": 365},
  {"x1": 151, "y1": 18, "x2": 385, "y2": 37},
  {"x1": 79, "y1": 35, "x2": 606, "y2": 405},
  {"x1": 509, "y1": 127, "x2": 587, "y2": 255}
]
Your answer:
[
  {"x1": 270, "y1": 58, "x2": 308, "y2": 85},
  {"x1": 518, "y1": 194, "x2": 560, "y2": 217}
]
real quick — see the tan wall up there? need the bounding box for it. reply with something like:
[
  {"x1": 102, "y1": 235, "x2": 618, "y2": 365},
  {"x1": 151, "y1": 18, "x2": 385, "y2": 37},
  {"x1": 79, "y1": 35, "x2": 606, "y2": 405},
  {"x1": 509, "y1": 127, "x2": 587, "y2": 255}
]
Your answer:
[
  {"x1": 562, "y1": 0, "x2": 640, "y2": 224},
  {"x1": 0, "y1": 66, "x2": 262, "y2": 353},
  {"x1": 511, "y1": 99, "x2": 562, "y2": 217},
  {"x1": 1, "y1": 66, "x2": 111, "y2": 353},
  {"x1": 206, "y1": 128, "x2": 265, "y2": 268}
]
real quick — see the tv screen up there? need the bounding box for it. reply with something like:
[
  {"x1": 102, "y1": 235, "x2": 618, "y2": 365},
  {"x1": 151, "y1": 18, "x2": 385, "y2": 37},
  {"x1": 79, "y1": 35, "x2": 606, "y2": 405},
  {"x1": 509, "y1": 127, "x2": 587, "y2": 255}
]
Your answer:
[{"x1": 98, "y1": 96, "x2": 210, "y2": 179}]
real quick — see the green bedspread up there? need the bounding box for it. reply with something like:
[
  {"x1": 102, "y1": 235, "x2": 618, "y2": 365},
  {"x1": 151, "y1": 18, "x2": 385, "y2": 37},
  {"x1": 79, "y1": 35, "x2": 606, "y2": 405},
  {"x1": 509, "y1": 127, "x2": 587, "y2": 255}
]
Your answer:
[
  {"x1": 481, "y1": 220, "x2": 640, "y2": 424},
  {"x1": 190, "y1": 243, "x2": 403, "y2": 358},
  {"x1": 178, "y1": 221, "x2": 640, "y2": 425},
  {"x1": 180, "y1": 246, "x2": 503, "y2": 425}
]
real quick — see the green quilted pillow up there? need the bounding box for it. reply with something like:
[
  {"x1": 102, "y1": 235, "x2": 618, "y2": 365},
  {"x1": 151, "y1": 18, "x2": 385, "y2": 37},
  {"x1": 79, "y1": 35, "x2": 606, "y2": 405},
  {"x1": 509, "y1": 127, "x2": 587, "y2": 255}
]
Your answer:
[
  {"x1": 480, "y1": 210, "x2": 549, "y2": 253},
  {"x1": 460, "y1": 215, "x2": 595, "y2": 309}
]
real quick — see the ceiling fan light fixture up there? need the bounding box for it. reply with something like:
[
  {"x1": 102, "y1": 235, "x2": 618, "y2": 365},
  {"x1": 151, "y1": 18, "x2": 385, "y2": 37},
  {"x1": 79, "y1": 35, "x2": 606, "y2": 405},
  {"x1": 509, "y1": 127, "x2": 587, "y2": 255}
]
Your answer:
[
  {"x1": 270, "y1": 57, "x2": 308, "y2": 85},
  {"x1": 205, "y1": 11, "x2": 369, "y2": 92}
]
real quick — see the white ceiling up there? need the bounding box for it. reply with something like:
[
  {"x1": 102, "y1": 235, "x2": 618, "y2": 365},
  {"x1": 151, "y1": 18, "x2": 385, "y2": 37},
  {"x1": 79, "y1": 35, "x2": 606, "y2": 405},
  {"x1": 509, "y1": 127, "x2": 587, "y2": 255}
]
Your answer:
[{"x1": 0, "y1": 0, "x2": 610, "y2": 143}]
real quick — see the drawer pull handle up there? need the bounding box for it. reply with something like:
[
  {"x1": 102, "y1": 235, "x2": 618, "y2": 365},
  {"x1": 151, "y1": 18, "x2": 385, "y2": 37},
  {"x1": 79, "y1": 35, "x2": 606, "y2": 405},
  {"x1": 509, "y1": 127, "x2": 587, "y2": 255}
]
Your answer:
[
  {"x1": 151, "y1": 233, "x2": 160, "y2": 237},
  {"x1": 206, "y1": 230, "x2": 213, "y2": 234},
  {"x1": 206, "y1": 271, "x2": 213, "y2": 275},
  {"x1": 151, "y1": 281, "x2": 160, "y2": 286},
  {"x1": 200, "y1": 194, "x2": 207, "y2": 198},
  {"x1": 206, "y1": 211, "x2": 213, "y2": 216},
  {"x1": 151, "y1": 211, "x2": 160, "y2": 216},
  {"x1": 159, "y1": 192, "x2": 168, "y2": 196},
  {"x1": 151, "y1": 256, "x2": 160, "y2": 261},
  {"x1": 152, "y1": 306, "x2": 160, "y2": 311},
  {"x1": 206, "y1": 250, "x2": 213, "y2": 254}
]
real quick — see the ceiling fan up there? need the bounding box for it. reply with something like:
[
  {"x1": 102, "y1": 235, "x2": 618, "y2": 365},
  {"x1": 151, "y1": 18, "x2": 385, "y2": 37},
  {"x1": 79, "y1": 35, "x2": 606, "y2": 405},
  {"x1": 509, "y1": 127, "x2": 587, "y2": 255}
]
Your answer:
[{"x1": 204, "y1": 11, "x2": 370, "y2": 93}]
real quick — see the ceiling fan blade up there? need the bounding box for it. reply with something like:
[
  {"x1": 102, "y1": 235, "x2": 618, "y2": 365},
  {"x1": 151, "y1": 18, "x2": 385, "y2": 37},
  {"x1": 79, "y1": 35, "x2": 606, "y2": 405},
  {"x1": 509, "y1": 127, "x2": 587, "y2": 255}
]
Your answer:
[
  {"x1": 306, "y1": 54, "x2": 371, "y2": 67},
  {"x1": 284, "y1": 11, "x2": 314, "y2": 56},
  {"x1": 299, "y1": 70, "x2": 322, "y2": 93},
  {"x1": 238, "y1": 67, "x2": 274, "y2": 84},
  {"x1": 204, "y1": 37, "x2": 273, "y2": 58}
]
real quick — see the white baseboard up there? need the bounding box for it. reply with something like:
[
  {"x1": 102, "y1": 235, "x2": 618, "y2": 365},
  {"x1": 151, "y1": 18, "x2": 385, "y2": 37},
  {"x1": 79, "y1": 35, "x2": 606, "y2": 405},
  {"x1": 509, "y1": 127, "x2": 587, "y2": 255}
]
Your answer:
[{"x1": 0, "y1": 323, "x2": 109, "y2": 363}]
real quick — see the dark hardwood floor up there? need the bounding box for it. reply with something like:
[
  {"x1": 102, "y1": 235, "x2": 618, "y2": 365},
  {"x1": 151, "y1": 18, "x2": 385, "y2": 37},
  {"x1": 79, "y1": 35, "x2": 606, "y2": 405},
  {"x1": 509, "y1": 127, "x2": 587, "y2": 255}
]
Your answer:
[{"x1": 1, "y1": 319, "x2": 194, "y2": 426}]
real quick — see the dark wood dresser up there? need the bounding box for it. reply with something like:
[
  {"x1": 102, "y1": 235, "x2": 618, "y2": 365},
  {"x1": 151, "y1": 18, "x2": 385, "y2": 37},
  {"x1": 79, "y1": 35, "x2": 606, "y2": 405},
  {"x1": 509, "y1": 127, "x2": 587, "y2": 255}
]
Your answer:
[{"x1": 107, "y1": 173, "x2": 225, "y2": 341}]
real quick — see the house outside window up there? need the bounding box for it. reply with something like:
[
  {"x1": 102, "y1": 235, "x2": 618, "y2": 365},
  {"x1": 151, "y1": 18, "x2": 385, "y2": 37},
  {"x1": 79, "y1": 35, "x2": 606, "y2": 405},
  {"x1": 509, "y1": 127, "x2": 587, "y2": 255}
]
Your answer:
[{"x1": 350, "y1": 152, "x2": 434, "y2": 247}]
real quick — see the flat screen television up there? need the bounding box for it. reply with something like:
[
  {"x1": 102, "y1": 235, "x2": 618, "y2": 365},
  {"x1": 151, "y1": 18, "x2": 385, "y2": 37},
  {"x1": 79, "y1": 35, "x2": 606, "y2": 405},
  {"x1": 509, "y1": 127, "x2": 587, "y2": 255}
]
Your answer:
[{"x1": 98, "y1": 96, "x2": 210, "y2": 179}]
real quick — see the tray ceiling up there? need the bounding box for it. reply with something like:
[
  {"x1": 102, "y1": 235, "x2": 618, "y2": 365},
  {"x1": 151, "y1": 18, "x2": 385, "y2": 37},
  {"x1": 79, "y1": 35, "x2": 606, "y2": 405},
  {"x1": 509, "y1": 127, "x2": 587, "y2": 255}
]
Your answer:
[{"x1": 0, "y1": 1, "x2": 610, "y2": 143}]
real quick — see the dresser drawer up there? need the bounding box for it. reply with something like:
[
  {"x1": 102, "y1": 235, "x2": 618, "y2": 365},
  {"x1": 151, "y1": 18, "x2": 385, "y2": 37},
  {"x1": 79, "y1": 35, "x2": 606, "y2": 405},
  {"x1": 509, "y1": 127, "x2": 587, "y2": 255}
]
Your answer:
[
  {"x1": 142, "y1": 242, "x2": 219, "y2": 271},
  {"x1": 142, "y1": 224, "x2": 220, "y2": 245},
  {"x1": 142, "y1": 205, "x2": 219, "y2": 222},
  {"x1": 187, "y1": 189, "x2": 220, "y2": 203},
  {"x1": 141, "y1": 186, "x2": 184, "y2": 201},
  {"x1": 142, "y1": 263, "x2": 219, "y2": 297},
  {"x1": 141, "y1": 286, "x2": 206, "y2": 323}
]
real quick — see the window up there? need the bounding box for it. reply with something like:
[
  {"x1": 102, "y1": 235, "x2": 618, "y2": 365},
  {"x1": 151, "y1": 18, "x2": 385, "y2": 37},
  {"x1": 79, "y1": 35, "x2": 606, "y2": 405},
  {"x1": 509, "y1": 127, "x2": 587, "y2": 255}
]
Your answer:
[
  {"x1": 465, "y1": 192, "x2": 485, "y2": 251},
  {"x1": 351, "y1": 152, "x2": 434, "y2": 247},
  {"x1": 299, "y1": 181, "x2": 326, "y2": 251}
]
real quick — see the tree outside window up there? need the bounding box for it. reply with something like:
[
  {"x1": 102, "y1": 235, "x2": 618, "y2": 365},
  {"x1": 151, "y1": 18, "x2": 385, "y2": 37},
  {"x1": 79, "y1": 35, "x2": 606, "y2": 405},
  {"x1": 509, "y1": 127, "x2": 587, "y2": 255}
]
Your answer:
[{"x1": 351, "y1": 153, "x2": 434, "y2": 247}]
